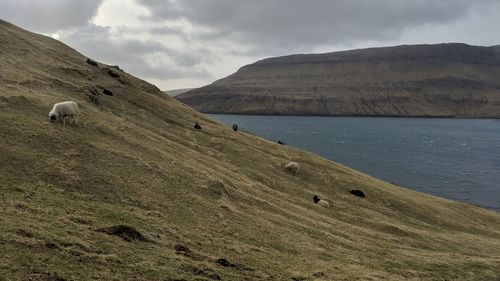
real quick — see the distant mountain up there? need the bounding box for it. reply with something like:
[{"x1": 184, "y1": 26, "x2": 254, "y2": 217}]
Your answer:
[
  {"x1": 163, "y1": 88, "x2": 194, "y2": 97},
  {"x1": 177, "y1": 43, "x2": 500, "y2": 117}
]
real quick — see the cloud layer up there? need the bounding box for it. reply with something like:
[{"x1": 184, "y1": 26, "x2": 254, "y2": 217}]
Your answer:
[
  {"x1": 136, "y1": 0, "x2": 498, "y2": 53},
  {"x1": 0, "y1": 0, "x2": 103, "y2": 33},
  {"x1": 59, "y1": 24, "x2": 212, "y2": 80},
  {"x1": 1, "y1": 0, "x2": 499, "y2": 89}
]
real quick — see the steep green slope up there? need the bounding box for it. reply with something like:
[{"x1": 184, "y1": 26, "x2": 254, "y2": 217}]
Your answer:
[
  {"x1": 1, "y1": 20, "x2": 500, "y2": 280},
  {"x1": 177, "y1": 43, "x2": 500, "y2": 117}
]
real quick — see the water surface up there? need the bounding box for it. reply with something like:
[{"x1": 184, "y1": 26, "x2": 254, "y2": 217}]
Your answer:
[{"x1": 208, "y1": 115, "x2": 500, "y2": 211}]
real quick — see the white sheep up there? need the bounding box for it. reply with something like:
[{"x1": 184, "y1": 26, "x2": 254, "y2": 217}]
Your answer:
[
  {"x1": 49, "y1": 101, "x2": 79, "y2": 125},
  {"x1": 285, "y1": 162, "x2": 300, "y2": 174},
  {"x1": 313, "y1": 195, "x2": 330, "y2": 208}
]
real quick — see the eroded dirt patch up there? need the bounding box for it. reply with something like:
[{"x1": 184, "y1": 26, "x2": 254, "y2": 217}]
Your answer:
[{"x1": 96, "y1": 225, "x2": 150, "y2": 242}]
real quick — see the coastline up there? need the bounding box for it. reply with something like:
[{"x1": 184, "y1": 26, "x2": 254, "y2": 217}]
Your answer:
[{"x1": 202, "y1": 112, "x2": 500, "y2": 119}]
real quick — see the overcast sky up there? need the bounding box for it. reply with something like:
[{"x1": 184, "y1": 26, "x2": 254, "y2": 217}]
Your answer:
[{"x1": 1, "y1": 0, "x2": 499, "y2": 90}]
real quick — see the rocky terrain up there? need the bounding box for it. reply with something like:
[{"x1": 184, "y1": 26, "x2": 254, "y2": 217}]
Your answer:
[
  {"x1": 177, "y1": 43, "x2": 500, "y2": 117},
  {"x1": 1, "y1": 19, "x2": 500, "y2": 280}
]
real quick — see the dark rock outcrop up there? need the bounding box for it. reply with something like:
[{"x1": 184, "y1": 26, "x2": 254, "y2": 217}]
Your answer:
[
  {"x1": 86, "y1": 58, "x2": 98, "y2": 67},
  {"x1": 107, "y1": 69, "x2": 120, "y2": 78},
  {"x1": 216, "y1": 258, "x2": 236, "y2": 268}
]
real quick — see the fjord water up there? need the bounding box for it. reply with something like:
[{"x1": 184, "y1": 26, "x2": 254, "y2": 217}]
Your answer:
[{"x1": 208, "y1": 115, "x2": 500, "y2": 211}]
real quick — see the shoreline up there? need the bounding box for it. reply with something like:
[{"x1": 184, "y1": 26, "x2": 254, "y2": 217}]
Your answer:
[{"x1": 204, "y1": 112, "x2": 500, "y2": 120}]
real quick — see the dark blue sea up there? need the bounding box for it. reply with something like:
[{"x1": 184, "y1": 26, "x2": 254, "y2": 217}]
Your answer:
[{"x1": 208, "y1": 115, "x2": 500, "y2": 211}]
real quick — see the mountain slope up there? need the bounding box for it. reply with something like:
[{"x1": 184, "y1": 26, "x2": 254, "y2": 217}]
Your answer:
[
  {"x1": 177, "y1": 43, "x2": 500, "y2": 117},
  {"x1": 164, "y1": 88, "x2": 194, "y2": 97},
  {"x1": 1, "y1": 20, "x2": 500, "y2": 280}
]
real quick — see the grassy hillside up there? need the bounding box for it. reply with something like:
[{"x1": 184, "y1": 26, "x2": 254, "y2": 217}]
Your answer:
[
  {"x1": 177, "y1": 43, "x2": 500, "y2": 117},
  {"x1": 1, "y1": 19, "x2": 500, "y2": 280}
]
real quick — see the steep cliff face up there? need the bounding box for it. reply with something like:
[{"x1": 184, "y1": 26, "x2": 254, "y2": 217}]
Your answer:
[{"x1": 177, "y1": 43, "x2": 500, "y2": 117}]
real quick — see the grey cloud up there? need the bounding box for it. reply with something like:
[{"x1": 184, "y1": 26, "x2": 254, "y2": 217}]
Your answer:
[
  {"x1": 127, "y1": 63, "x2": 211, "y2": 80},
  {"x1": 59, "y1": 24, "x2": 213, "y2": 80},
  {"x1": 149, "y1": 25, "x2": 187, "y2": 37},
  {"x1": 121, "y1": 39, "x2": 168, "y2": 54},
  {"x1": 136, "y1": 0, "x2": 498, "y2": 54},
  {"x1": 0, "y1": 0, "x2": 103, "y2": 33}
]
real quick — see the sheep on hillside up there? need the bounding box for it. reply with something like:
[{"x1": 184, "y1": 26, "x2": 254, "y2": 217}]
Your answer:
[
  {"x1": 49, "y1": 101, "x2": 79, "y2": 125},
  {"x1": 313, "y1": 195, "x2": 330, "y2": 208},
  {"x1": 285, "y1": 162, "x2": 300, "y2": 174},
  {"x1": 350, "y1": 189, "x2": 365, "y2": 198}
]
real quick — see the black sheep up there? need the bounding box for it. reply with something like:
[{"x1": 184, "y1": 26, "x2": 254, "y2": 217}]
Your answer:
[
  {"x1": 102, "y1": 89, "x2": 113, "y2": 96},
  {"x1": 350, "y1": 190, "x2": 365, "y2": 198},
  {"x1": 194, "y1": 122, "x2": 202, "y2": 130},
  {"x1": 232, "y1": 124, "x2": 238, "y2": 131}
]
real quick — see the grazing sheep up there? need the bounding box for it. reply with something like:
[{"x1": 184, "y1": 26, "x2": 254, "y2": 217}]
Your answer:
[
  {"x1": 313, "y1": 195, "x2": 330, "y2": 208},
  {"x1": 194, "y1": 121, "x2": 202, "y2": 130},
  {"x1": 285, "y1": 162, "x2": 299, "y2": 174},
  {"x1": 232, "y1": 124, "x2": 238, "y2": 131},
  {"x1": 278, "y1": 139, "x2": 285, "y2": 145},
  {"x1": 49, "y1": 101, "x2": 79, "y2": 125},
  {"x1": 350, "y1": 189, "x2": 365, "y2": 198}
]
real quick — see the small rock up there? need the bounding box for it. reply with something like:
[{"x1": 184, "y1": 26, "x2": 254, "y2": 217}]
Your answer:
[
  {"x1": 313, "y1": 271, "x2": 326, "y2": 278},
  {"x1": 216, "y1": 258, "x2": 236, "y2": 267},
  {"x1": 194, "y1": 122, "x2": 202, "y2": 130},
  {"x1": 45, "y1": 242, "x2": 59, "y2": 250},
  {"x1": 29, "y1": 271, "x2": 67, "y2": 281},
  {"x1": 15, "y1": 229, "x2": 33, "y2": 238},
  {"x1": 86, "y1": 89, "x2": 102, "y2": 107},
  {"x1": 232, "y1": 124, "x2": 238, "y2": 131},
  {"x1": 174, "y1": 244, "x2": 192, "y2": 253}
]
